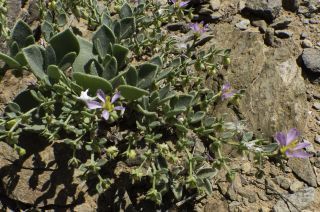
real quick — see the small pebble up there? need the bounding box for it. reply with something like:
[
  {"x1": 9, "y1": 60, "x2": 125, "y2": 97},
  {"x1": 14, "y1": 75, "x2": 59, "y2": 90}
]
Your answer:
[
  {"x1": 313, "y1": 102, "x2": 320, "y2": 110},
  {"x1": 302, "y1": 39, "x2": 313, "y2": 48},
  {"x1": 290, "y1": 180, "x2": 304, "y2": 192},
  {"x1": 315, "y1": 135, "x2": 320, "y2": 144},
  {"x1": 275, "y1": 30, "x2": 293, "y2": 38},
  {"x1": 300, "y1": 32, "x2": 308, "y2": 39},
  {"x1": 235, "y1": 19, "x2": 250, "y2": 30}
]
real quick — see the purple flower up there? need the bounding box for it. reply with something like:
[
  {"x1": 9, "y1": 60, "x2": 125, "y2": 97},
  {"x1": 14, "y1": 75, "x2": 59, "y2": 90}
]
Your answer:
[
  {"x1": 274, "y1": 128, "x2": 312, "y2": 158},
  {"x1": 170, "y1": 0, "x2": 190, "y2": 7},
  {"x1": 221, "y1": 83, "x2": 237, "y2": 100},
  {"x1": 189, "y1": 21, "x2": 208, "y2": 35},
  {"x1": 86, "y1": 89, "x2": 125, "y2": 121}
]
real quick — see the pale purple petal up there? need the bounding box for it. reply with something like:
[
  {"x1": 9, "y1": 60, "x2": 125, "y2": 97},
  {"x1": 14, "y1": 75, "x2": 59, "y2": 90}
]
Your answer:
[
  {"x1": 221, "y1": 90, "x2": 236, "y2": 100},
  {"x1": 179, "y1": 1, "x2": 189, "y2": 7},
  {"x1": 86, "y1": 101, "x2": 102, "y2": 109},
  {"x1": 97, "y1": 89, "x2": 106, "y2": 103},
  {"x1": 274, "y1": 132, "x2": 286, "y2": 146},
  {"x1": 293, "y1": 141, "x2": 310, "y2": 151},
  {"x1": 114, "y1": 106, "x2": 125, "y2": 114},
  {"x1": 170, "y1": 0, "x2": 176, "y2": 3},
  {"x1": 286, "y1": 128, "x2": 300, "y2": 145},
  {"x1": 285, "y1": 150, "x2": 312, "y2": 158},
  {"x1": 102, "y1": 110, "x2": 110, "y2": 120},
  {"x1": 222, "y1": 83, "x2": 231, "y2": 92},
  {"x1": 111, "y1": 92, "x2": 121, "y2": 103}
]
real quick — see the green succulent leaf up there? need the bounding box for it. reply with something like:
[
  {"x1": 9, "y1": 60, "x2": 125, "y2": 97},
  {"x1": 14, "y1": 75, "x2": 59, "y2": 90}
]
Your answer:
[
  {"x1": 73, "y1": 72, "x2": 113, "y2": 94},
  {"x1": 113, "y1": 44, "x2": 129, "y2": 69},
  {"x1": 196, "y1": 168, "x2": 218, "y2": 179},
  {"x1": 150, "y1": 56, "x2": 163, "y2": 68},
  {"x1": 47, "y1": 65, "x2": 63, "y2": 84},
  {"x1": 125, "y1": 66, "x2": 138, "y2": 86},
  {"x1": 73, "y1": 36, "x2": 96, "y2": 73},
  {"x1": 10, "y1": 41, "x2": 20, "y2": 57},
  {"x1": 49, "y1": 29, "x2": 80, "y2": 64},
  {"x1": 41, "y1": 21, "x2": 54, "y2": 41},
  {"x1": 120, "y1": 17, "x2": 136, "y2": 39},
  {"x1": 137, "y1": 63, "x2": 158, "y2": 89},
  {"x1": 7, "y1": 102, "x2": 21, "y2": 113},
  {"x1": 92, "y1": 25, "x2": 116, "y2": 57},
  {"x1": 172, "y1": 95, "x2": 194, "y2": 110},
  {"x1": 11, "y1": 20, "x2": 33, "y2": 49},
  {"x1": 0, "y1": 52, "x2": 21, "y2": 69},
  {"x1": 22, "y1": 45, "x2": 46, "y2": 80},
  {"x1": 190, "y1": 111, "x2": 206, "y2": 124},
  {"x1": 44, "y1": 45, "x2": 57, "y2": 69},
  {"x1": 58, "y1": 52, "x2": 77, "y2": 71},
  {"x1": 118, "y1": 85, "x2": 149, "y2": 101},
  {"x1": 120, "y1": 3, "x2": 133, "y2": 18},
  {"x1": 103, "y1": 56, "x2": 117, "y2": 80}
]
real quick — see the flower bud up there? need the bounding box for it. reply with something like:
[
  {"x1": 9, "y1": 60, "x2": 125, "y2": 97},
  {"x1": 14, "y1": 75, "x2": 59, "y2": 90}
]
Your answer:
[
  {"x1": 223, "y1": 57, "x2": 231, "y2": 66},
  {"x1": 127, "y1": 149, "x2": 137, "y2": 159},
  {"x1": 106, "y1": 146, "x2": 119, "y2": 159},
  {"x1": 48, "y1": 1, "x2": 56, "y2": 10},
  {"x1": 5, "y1": 119, "x2": 16, "y2": 130}
]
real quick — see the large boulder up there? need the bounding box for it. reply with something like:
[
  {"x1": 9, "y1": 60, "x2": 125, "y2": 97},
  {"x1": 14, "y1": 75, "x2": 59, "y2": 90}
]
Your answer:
[
  {"x1": 242, "y1": 0, "x2": 282, "y2": 22},
  {"x1": 209, "y1": 23, "x2": 307, "y2": 137},
  {"x1": 302, "y1": 48, "x2": 320, "y2": 74},
  {"x1": 0, "y1": 141, "x2": 97, "y2": 209}
]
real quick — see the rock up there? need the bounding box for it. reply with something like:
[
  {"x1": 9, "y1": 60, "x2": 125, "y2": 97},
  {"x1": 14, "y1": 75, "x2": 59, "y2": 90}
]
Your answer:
[
  {"x1": 241, "y1": 162, "x2": 252, "y2": 174},
  {"x1": 235, "y1": 19, "x2": 250, "y2": 30},
  {"x1": 242, "y1": 0, "x2": 282, "y2": 22},
  {"x1": 204, "y1": 199, "x2": 228, "y2": 212},
  {"x1": 210, "y1": 23, "x2": 307, "y2": 137},
  {"x1": 313, "y1": 102, "x2": 320, "y2": 110},
  {"x1": 314, "y1": 167, "x2": 320, "y2": 185},
  {"x1": 266, "y1": 178, "x2": 282, "y2": 194},
  {"x1": 302, "y1": 48, "x2": 320, "y2": 73},
  {"x1": 265, "y1": 28, "x2": 275, "y2": 46},
  {"x1": 194, "y1": 35, "x2": 214, "y2": 47},
  {"x1": 210, "y1": 0, "x2": 220, "y2": 11},
  {"x1": 302, "y1": 39, "x2": 313, "y2": 48},
  {"x1": 198, "y1": 7, "x2": 214, "y2": 15},
  {"x1": 238, "y1": 188, "x2": 257, "y2": 203},
  {"x1": 273, "y1": 187, "x2": 315, "y2": 212},
  {"x1": 300, "y1": 32, "x2": 308, "y2": 39},
  {"x1": 275, "y1": 176, "x2": 291, "y2": 190},
  {"x1": 310, "y1": 19, "x2": 319, "y2": 24},
  {"x1": 282, "y1": 0, "x2": 300, "y2": 11},
  {"x1": 275, "y1": 30, "x2": 293, "y2": 38},
  {"x1": 0, "y1": 142, "x2": 97, "y2": 208},
  {"x1": 251, "y1": 20, "x2": 267, "y2": 33},
  {"x1": 270, "y1": 18, "x2": 292, "y2": 29},
  {"x1": 287, "y1": 158, "x2": 317, "y2": 187},
  {"x1": 290, "y1": 180, "x2": 304, "y2": 192},
  {"x1": 315, "y1": 135, "x2": 320, "y2": 144},
  {"x1": 166, "y1": 22, "x2": 188, "y2": 31}
]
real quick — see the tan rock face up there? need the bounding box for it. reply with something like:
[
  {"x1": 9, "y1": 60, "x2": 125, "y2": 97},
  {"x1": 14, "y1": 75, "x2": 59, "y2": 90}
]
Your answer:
[
  {"x1": 0, "y1": 142, "x2": 97, "y2": 209},
  {"x1": 209, "y1": 23, "x2": 307, "y2": 137}
]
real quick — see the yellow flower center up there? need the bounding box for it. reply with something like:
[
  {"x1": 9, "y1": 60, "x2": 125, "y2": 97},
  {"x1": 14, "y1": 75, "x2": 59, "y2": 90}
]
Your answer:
[
  {"x1": 280, "y1": 140, "x2": 298, "y2": 154},
  {"x1": 103, "y1": 96, "x2": 114, "y2": 112}
]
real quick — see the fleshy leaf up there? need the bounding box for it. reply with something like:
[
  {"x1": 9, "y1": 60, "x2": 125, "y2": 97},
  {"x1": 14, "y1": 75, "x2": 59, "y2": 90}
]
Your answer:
[
  {"x1": 73, "y1": 72, "x2": 113, "y2": 94},
  {"x1": 118, "y1": 85, "x2": 149, "y2": 101},
  {"x1": 92, "y1": 25, "x2": 116, "y2": 57},
  {"x1": 22, "y1": 45, "x2": 46, "y2": 80},
  {"x1": 49, "y1": 29, "x2": 80, "y2": 64},
  {"x1": 73, "y1": 36, "x2": 96, "y2": 73},
  {"x1": 120, "y1": 3, "x2": 133, "y2": 18},
  {"x1": 137, "y1": 63, "x2": 158, "y2": 89}
]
